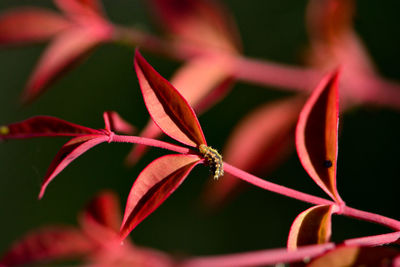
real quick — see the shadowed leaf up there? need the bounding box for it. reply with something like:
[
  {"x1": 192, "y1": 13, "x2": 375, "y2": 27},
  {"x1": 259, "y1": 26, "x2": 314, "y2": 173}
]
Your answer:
[
  {"x1": 0, "y1": 227, "x2": 95, "y2": 266},
  {"x1": 23, "y1": 26, "x2": 110, "y2": 103},
  {"x1": 39, "y1": 135, "x2": 107, "y2": 199},
  {"x1": 149, "y1": 0, "x2": 240, "y2": 52},
  {"x1": 296, "y1": 70, "x2": 342, "y2": 203},
  {"x1": 0, "y1": 8, "x2": 70, "y2": 45},
  {"x1": 0, "y1": 116, "x2": 101, "y2": 140},
  {"x1": 134, "y1": 50, "x2": 207, "y2": 147},
  {"x1": 103, "y1": 111, "x2": 135, "y2": 135},
  {"x1": 288, "y1": 205, "x2": 334, "y2": 250},
  {"x1": 203, "y1": 97, "x2": 304, "y2": 208},
  {"x1": 120, "y1": 154, "x2": 201, "y2": 240},
  {"x1": 308, "y1": 245, "x2": 400, "y2": 267}
]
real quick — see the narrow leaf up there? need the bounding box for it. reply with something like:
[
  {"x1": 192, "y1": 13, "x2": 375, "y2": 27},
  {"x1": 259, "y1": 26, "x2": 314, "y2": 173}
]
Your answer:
[
  {"x1": 23, "y1": 27, "x2": 110, "y2": 103},
  {"x1": 0, "y1": 116, "x2": 101, "y2": 140},
  {"x1": 0, "y1": 227, "x2": 95, "y2": 266},
  {"x1": 126, "y1": 57, "x2": 232, "y2": 164},
  {"x1": 203, "y1": 97, "x2": 304, "y2": 208},
  {"x1": 0, "y1": 8, "x2": 70, "y2": 45},
  {"x1": 149, "y1": 0, "x2": 241, "y2": 52},
  {"x1": 296, "y1": 70, "x2": 343, "y2": 203},
  {"x1": 134, "y1": 50, "x2": 207, "y2": 147},
  {"x1": 120, "y1": 154, "x2": 201, "y2": 240},
  {"x1": 287, "y1": 205, "x2": 334, "y2": 250},
  {"x1": 55, "y1": 0, "x2": 105, "y2": 19},
  {"x1": 39, "y1": 135, "x2": 107, "y2": 199},
  {"x1": 308, "y1": 245, "x2": 400, "y2": 267},
  {"x1": 103, "y1": 111, "x2": 135, "y2": 135}
]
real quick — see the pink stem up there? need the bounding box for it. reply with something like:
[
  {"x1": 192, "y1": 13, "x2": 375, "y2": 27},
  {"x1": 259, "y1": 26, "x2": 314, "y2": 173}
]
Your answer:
[
  {"x1": 223, "y1": 163, "x2": 334, "y2": 206},
  {"x1": 341, "y1": 206, "x2": 400, "y2": 231},
  {"x1": 180, "y1": 231, "x2": 400, "y2": 267},
  {"x1": 111, "y1": 134, "x2": 191, "y2": 154}
]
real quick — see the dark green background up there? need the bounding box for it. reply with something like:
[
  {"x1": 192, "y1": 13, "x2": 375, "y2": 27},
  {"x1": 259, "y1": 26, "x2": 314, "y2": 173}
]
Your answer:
[{"x1": 0, "y1": 0, "x2": 399, "y2": 260}]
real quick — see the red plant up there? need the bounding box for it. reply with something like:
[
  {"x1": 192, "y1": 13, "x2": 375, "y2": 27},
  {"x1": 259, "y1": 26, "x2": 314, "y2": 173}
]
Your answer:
[{"x1": 0, "y1": 0, "x2": 399, "y2": 266}]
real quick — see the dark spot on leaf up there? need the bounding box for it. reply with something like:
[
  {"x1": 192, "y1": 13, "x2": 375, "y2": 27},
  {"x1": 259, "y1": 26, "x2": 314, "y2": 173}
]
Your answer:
[{"x1": 323, "y1": 160, "x2": 333, "y2": 168}]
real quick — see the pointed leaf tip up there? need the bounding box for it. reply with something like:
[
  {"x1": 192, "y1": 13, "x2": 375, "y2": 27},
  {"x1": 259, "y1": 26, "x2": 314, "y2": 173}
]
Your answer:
[
  {"x1": 287, "y1": 205, "x2": 334, "y2": 250},
  {"x1": 296, "y1": 70, "x2": 343, "y2": 203},
  {"x1": 39, "y1": 135, "x2": 107, "y2": 199},
  {"x1": 134, "y1": 50, "x2": 207, "y2": 147},
  {"x1": 120, "y1": 154, "x2": 201, "y2": 240}
]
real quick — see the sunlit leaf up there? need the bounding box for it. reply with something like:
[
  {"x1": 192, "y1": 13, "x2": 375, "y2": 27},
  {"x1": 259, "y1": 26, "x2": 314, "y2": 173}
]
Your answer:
[
  {"x1": 0, "y1": 8, "x2": 70, "y2": 45},
  {"x1": 308, "y1": 245, "x2": 400, "y2": 267},
  {"x1": 149, "y1": 0, "x2": 241, "y2": 52},
  {"x1": 0, "y1": 227, "x2": 95, "y2": 266},
  {"x1": 39, "y1": 135, "x2": 108, "y2": 199},
  {"x1": 23, "y1": 27, "x2": 110, "y2": 103},
  {"x1": 120, "y1": 154, "x2": 201, "y2": 240},
  {"x1": 103, "y1": 111, "x2": 135, "y2": 135},
  {"x1": 203, "y1": 97, "x2": 304, "y2": 208},
  {"x1": 134, "y1": 50, "x2": 207, "y2": 147},
  {"x1": 287, "y1": 205, "x2": 334, "y2": 250},
  {"x1": 0, "y1": 116, "x2": 101, "y2": 140},
  {"x1": 296, "y1": 70, "x2": 342, "y2": 203}
]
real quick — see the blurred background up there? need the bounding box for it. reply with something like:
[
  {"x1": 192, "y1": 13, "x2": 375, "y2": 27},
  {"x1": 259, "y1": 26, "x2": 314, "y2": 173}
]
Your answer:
[{"x1": 0, "y1": 0, "x2": 399, "y2": 259}]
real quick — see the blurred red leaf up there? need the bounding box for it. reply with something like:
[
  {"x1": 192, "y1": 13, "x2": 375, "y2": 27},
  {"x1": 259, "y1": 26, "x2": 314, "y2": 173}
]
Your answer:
[
  {"x1": 287, "y1": 205, "x2": 334, "y2": 250},
  {"x1": 103, "y1": 111, "x2": 135, "y2": 135},
  {"x1": 126, "y1": 56, "x2": 232, "y2": 165},
  {"x1": 296, "y1": 70, "x2": 343, "y2": 203},
  {"x1": 0, "y1": 227, "x2": 95, "y2": 267},
  {"x1": 134, "y1": 50, "x2": 207, "y2": 147},
  {"x1": 39, "y1": 134, "x2": 108, "y2": 199},
  {"x1": 149, "y1": 0, "x2": 241, "y2": 53},
  {"x1": 54, "y1": 0, "x2": 106, "y2": 19},
  {"x1": 203, "y1": 97, "x2": 305, "y2": 208},
  {"x1": 23, "y1": 27, "x2": 110, "y2": 103},
  {"x1": 0, "y1": 116, "x2": 101, "y2": 140},
  {"x1": 120, "y1": 154, "x2": 201, "y2": 240},
  {"x1": 307, "y1": 245, "x2": 400, "y2": 267},
  {"x1": 0, "y1": 8, "x2": 70, "y2": 45}
]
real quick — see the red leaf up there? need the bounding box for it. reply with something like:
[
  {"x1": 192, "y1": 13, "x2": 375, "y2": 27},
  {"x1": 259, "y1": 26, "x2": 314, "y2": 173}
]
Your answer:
[
  {"x1": 126, "y1": 57, "x2": 232, "y2": 165},
  {"x1": 103, "y1": 111, "x2": 135, "y2": 135},
  {"x1": 81, "y1": 191, "x2": 122, "y2": 233},
  {"x1": 0, "y1": 8, "x2": 70, "y2": 45},
  {"x1": 23, "y1": 26, "x2": 111, "y2": 103},
  {"x1": 287, "y1": 205, "x2": 334, "y2": 250},
  {"x1": 296, "y1": 70, "x2": 343, "y2": 203},
  {"x1": 0, "y1": 227, "x2": 95, "y2": 266},
  {"x1": 203, "y1": 97, "x2": 304, "y2": 208},
  {"x1": 39, "y1": 135, "x2": 108, "y2": 199},
  {"x1": 0, "y1": 116, "x2": 101, "y2": 140},
  {"x1": 308, "y1": 245, "x2": 400, "y2": 267},
  {"x1": 54, "y1": 0, "x2": 106, "y2": 20},
  {"x1": 149, "y1": 0, "x2": 241, "y2": 52},
  {"x1": 134, "y1": 50, "x2": 207, "y2": 147},
  {"x1": 120, "y1": 154, "x2": 201, "y2": 240}
]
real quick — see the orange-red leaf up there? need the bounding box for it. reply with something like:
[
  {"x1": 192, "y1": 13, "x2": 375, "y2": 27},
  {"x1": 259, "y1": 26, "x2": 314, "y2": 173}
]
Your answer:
[
  {"x1": 308, "y1": 245, "x2": 400, "y2": 267},
  {"x1": 120, "y1": 154, "x2": 201, "y2": 240},
  {"x1": 39, "y1": 135, "x2": 107, "y2": 199},
  {"x1": 134, "y1": 50, "x2": 207, "y2": 147},
  {"x1": 296, "y1": 70, "x2": 343, "y2": 203},
  {"x1": 0, "y1": 227, "x2": 95, "y2": 266},
  {"x1": 149, "y1": 0, "x2": 241, "y2": 53},
  {"x1": 0, "y1": 116, "x2": 101, "y2": 140},
  {"x1": 103, "y1": 111, "x2": 135, "y2": 135},
  {"x1": 0, "y1": 8, "x2": 70, "y2": 45},
  {"x1": 23, "y1": 27, "x2": 110, "y2": 103},
  {"x1": 203, "y1": 97, "x2": 304, "y2": 208},
  {"x1": 55, "y1": 0, "x2": 105, "y2": 20},
  {"x1": 288, "y1": 205, "x2": 334, "y2": 250}
]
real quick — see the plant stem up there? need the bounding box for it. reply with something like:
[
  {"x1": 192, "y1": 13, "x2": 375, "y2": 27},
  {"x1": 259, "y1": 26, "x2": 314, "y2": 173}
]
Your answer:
[
  {"x1": 111, "y1": 134, "x2": 192, "y2": 154},
  {"x1": 179, "y1": 231, "x2": 400, "y2": 267},
  {"x1": 223, "y1": 162, "x2": 334, "y2": 206},
  {"x1": 341, "y1": 206, "x2": 400, "y2": 231}
]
